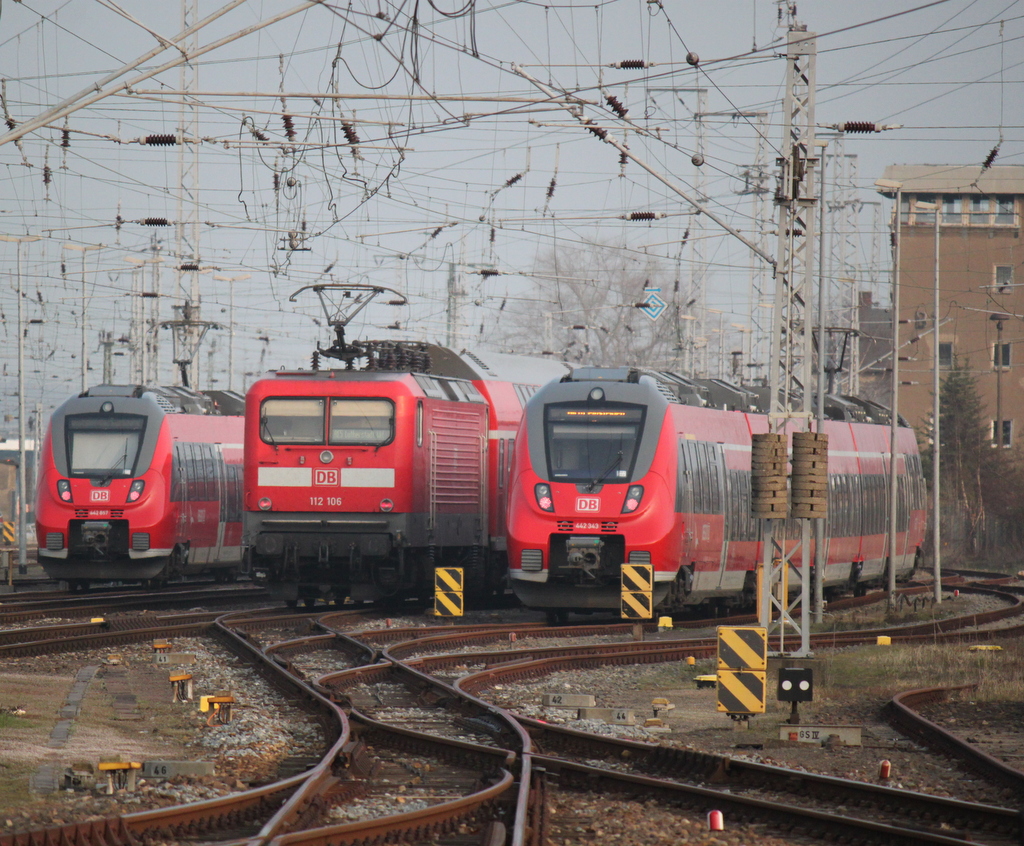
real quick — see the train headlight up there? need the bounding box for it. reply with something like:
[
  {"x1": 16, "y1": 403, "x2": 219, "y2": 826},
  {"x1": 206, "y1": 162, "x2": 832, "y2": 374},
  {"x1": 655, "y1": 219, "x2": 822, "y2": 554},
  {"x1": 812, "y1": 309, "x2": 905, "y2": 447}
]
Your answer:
[
  {"x1": 258, "y1": 496, "x2": 273, "y2": 511},
  {"x1": 320, "y1": 450, "x2": 334, "y2": 464},
  {"x1": 57, "y1": 479, "x2": 72, "y2": 502},
  {"x1": 534, "y1": 483, "x2": 554, "y2": 512},
  {"x1": 622, "y1": 485, "x2": 644, "y2": 513},
  {"x1": 379, "y1": 498, "x2": 394, "y2": 512},
  {"x1": 127, "y1": 480, "x2": 146, "y2": 502}
]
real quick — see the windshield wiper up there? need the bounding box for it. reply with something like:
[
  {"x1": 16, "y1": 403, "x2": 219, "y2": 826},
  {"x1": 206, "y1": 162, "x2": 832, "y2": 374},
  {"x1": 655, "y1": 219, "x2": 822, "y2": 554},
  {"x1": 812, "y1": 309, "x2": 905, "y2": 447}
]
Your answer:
[
  {"x1": 587, "y1": 451, "x2": 623, "y2": 492},
  {"x1": 261, "y1": 414, "x2": 277, "y2": 445}
]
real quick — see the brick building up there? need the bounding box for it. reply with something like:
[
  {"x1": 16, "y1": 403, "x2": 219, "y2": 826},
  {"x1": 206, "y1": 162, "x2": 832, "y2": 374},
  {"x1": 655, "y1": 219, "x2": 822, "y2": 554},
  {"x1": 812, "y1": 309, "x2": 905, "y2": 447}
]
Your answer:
[{"x1": 875, "y1": 165, "x2": 1024, "y2": 446}]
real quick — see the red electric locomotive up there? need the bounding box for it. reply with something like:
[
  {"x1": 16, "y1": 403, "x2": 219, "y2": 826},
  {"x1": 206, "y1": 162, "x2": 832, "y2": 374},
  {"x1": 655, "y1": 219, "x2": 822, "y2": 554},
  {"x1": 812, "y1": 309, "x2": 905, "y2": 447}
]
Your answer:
[
  {"x1": 36, "y1": 385, "x2": 245, "y2": 589},
  {"x1": 506, "y1": 367, "x2": 927, "y2": 621},
  {"x1": 244, "y1": 283, "x2": 572, "y2": 607}
]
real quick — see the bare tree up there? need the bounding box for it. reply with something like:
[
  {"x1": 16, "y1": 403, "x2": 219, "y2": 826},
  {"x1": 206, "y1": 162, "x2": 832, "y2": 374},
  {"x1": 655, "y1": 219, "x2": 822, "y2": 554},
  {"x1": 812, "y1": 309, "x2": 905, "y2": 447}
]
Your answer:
[{"x1": 495, "y1": 241, "x2": 682, "y2": 367}]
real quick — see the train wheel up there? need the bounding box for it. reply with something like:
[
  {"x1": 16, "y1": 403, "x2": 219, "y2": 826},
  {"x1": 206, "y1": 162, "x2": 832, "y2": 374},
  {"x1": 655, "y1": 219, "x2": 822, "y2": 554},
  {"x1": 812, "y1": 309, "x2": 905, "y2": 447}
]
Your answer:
[
  {"x1": 285, "y1": 599, "x2": 299, "y2": 609},
  {"x1": 302, "y1": 597, "x2": 317, "y2": 609},
  {"x1": 67, "y1": 579, "x2": 89, "y2": 592},
  {"x1": 545, "y1": 609, "x2": 569, "y2": 626}
]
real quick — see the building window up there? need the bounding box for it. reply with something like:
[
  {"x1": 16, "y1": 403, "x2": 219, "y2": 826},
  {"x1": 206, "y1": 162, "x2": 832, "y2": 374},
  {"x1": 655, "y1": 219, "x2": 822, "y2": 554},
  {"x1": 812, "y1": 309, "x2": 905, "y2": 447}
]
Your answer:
[
  {"x1": 992, "y1": 419, "x2": 1012, "y2": 448},
  {"x1": 996, "y1": 265, "x2": 1013, "y2": 292},
  {"x1": 938, "y1": 342, "x2": 953, "y2": 369},
  {"x1": 913, "y1": 194, "x2": 936, "y2": 225},
  {"x1": 970, "y1": 196, "x2": 990, "y2": 225},
  {"x1": 995, "y1": 196, "x2": 1016, "y2": 225},
  {"x1": 942, "y1": 196, "x2": 962, "y2": 224},
  {"x1": 993, "y1": 341, "x2": 1011, "y2": 369}
]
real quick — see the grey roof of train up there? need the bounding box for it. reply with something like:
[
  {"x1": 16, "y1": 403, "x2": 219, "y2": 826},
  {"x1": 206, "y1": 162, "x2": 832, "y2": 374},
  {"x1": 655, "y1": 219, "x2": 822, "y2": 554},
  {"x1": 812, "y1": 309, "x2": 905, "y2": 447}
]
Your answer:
[{"x1": 457, "y1": 349, "x2": 573, "y2": 386}]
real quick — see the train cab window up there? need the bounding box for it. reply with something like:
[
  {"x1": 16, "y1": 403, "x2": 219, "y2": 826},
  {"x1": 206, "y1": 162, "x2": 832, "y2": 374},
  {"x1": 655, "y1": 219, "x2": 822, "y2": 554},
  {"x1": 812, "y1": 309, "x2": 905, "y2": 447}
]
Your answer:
[
  {"x1": 65, "y1": 413, "x2": 147, "y2": 478},
  {"x1": 260, "y1": 398, "x2": 325, "y2": 444},
  {"x1": 329, "y1": 399, "x2": 394, "y2": 445},
  {"x1": 544, "y1": 403, "x2": 645, "y2": 484}
]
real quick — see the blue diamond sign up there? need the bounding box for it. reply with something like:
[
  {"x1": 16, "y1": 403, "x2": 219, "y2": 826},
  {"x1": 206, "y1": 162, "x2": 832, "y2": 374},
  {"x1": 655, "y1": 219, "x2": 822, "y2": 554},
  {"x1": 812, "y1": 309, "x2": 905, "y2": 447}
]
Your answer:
[{"x1": 641, "y1": 288, "x2": 667, "y2": 321}]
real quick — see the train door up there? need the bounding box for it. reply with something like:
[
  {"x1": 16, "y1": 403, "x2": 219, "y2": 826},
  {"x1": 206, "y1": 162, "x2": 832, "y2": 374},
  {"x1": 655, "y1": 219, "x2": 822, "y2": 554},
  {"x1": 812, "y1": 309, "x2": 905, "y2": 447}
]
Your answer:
[
  {"x1": 210, "y1": 445, "x2": 226, "y2": 564},
  {"x1": 707, "y1": 443, "x2": 729, "y2": 590},
  {"x1": 677, "y1": 439, "x2": 695, "y2": 561}
]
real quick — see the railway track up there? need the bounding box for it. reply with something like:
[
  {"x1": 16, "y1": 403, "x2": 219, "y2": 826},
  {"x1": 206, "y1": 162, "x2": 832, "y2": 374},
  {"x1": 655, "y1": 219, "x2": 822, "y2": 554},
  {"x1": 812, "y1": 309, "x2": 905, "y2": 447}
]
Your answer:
[{"x1": 0, "y1": 583, "x2": 1021, "y2": 845}]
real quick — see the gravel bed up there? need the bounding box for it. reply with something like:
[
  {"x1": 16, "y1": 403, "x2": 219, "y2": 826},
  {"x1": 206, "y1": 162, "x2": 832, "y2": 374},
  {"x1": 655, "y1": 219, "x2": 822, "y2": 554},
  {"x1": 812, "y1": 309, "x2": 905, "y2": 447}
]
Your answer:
[{"x1": 0, "y1": 635, "x2": 323, "y2": 834}]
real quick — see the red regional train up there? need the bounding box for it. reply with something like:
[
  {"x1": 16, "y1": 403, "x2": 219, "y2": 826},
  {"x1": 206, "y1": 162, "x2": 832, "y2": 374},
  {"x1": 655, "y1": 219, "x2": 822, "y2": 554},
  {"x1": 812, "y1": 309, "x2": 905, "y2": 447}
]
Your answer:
[
  {"x1": 244, "y1": 340, "x2": 572, "y2": 607},
  {"x1": 507, "y1": 367, "x2": 927, "y2": 622},
  {"x1": 36, "y1": 385, "x2": 245, "y2": 589}
]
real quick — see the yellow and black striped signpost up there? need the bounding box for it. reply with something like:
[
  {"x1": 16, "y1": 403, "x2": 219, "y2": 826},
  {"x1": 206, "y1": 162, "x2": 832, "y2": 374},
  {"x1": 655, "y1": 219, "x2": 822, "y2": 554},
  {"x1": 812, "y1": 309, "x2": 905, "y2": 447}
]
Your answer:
[
  {"x1": 716, "y1": 626, "x2": 767, "y2": 716},
  {"x1": 620, "y1": 563, "x2": 653, "y2": 619},
  {"x1": 434, "y1": 567, "x2": 464, "y2": 617},
  {"x1": 1, "y1": 521, "x2": 14, "y2": 544}
]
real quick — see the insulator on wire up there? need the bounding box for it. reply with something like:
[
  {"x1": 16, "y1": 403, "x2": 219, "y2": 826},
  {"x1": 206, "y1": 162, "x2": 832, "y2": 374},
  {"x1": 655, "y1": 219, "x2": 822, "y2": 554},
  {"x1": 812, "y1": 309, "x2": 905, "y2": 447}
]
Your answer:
[
  {"x1": 503, "y1": 173, "x2": 523, "y2": 188},
  {"x1": 587, "y1": 124, "x2": 608, "y2": 141},
  {"x1": 429, "y1": 226, "x2": 443, "y2": 240},
  {"x1": 546, "y1": 176, "x2": 557, "y2": 200},
  {"x1": 142, "y1": 218, "x2": 170, "y2": 226},
  {"x1": 282, "y1": 113, "x2": 296, "y2": 140},
  {"x1": 342, "y1": 122, "x2": 360, "y2": 145},
  {"x1": 143, "y1": 134, "x2": 176, "y2": 146},
  {"x1": 479, "y1": 268, "x2": 498, "y2": 278},
  {"x1": 115, "y1": 215, "x2": 123, "y2": 231},
  {"x1": 61, "y1": 129, "x2": 70, "y2": 148},
  {"x1": 43, "y1": 165, "x2": 51, "y2": 185},
  {"x1": 605, "y1": 94, "x2": 628, "y2": 118},
  {"x1": 624, "y1": 211, "x2": 664, "y2": 221},
  {"x1": 611, "y1": 60, "x2": 651, "y2": 69},
  {"x1": 248, "y1": 124, "x2": 269, "y2": 142},
  {"x1": 490, "y1": 227, "x2": 496, "y2": 243},
  {"x1": 180, "y1": 262, "x2": 200, "y2": 272},
  {"x1": 272, "y1": 173, "x2": 280, "y2": 192},
  {"x1": 983, "y1": 144, "x2": 1000, "y2": 169},
  {"x1": 620, "y1": 151, "x2": 628, "y2": 168},
  {"x1": 838, "y1": 122, "x2": 877, "y2": 133}
]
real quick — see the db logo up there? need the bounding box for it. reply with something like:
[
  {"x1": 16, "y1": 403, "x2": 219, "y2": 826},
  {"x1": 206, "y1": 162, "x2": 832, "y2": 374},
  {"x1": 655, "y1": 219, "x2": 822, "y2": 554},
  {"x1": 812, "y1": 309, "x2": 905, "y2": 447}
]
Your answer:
[
  {"x1": 90, "y1": 489, "x2": 109, "y2": 502},
  {"x1": 575, "y1": 496, "x2": 600, "y2": 512},
  {"x1": 314, "y1": 468, "x2": 339, "y2": 486}
]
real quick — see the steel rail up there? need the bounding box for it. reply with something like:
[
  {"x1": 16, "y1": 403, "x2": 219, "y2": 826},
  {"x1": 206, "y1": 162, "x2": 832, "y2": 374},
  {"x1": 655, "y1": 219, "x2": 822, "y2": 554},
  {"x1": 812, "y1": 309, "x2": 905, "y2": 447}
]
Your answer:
[{"x1": 884, "y1": 684, "x2": 1024, "y2": 794}]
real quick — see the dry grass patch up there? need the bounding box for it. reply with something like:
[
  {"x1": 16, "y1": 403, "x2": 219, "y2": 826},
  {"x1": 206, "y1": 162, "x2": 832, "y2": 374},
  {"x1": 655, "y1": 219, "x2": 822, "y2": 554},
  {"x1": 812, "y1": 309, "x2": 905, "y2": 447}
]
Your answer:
[{"x1": 816, "y1": 640, "x2": 1024, "y2": 701}]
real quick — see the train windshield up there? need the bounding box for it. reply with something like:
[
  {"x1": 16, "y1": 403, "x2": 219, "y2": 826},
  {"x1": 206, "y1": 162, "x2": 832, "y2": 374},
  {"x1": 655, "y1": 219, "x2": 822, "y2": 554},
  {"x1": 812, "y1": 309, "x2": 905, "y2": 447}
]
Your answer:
[
  {"x1": 65, "y1": 414, "x2": 147, "y2": 478},
  {"x1": 544, "y1": 403, "x2": 646, "y2": 484},
  {"x1": 260, "y1": 398, "x2": 325, "y2": 444},
  {"x1": 329, "y1": 399, "x2": 394, "y2": 445}
]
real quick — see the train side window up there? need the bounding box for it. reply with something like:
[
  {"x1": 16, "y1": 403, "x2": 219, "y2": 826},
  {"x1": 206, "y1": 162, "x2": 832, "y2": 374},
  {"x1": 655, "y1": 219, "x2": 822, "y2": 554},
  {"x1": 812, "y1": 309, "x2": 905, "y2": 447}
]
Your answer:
[
  {"x1": 260, "y1": 398, "x2": 325, "y2": 444},
  {"x1": 416, "y1": 401, "x2": 423, "y2": 447},
  {"x1": 329, "y1": 399, "x2": 394, "y2": 445}
]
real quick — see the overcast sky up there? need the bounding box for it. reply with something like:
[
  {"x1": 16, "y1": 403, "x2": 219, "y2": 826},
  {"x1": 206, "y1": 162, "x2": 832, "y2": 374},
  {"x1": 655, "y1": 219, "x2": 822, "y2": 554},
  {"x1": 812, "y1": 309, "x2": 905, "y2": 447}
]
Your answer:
[{"x1": 1, "y1": 0, "x2": 1021, "y2": 428}]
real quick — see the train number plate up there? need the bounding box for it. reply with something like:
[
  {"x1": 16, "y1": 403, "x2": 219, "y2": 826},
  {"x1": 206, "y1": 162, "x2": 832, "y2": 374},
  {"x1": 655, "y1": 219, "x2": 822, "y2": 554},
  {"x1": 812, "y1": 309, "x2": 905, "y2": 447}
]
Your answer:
[{"x1": 575, "y1": 522, "x2": 600, "y2": 531}]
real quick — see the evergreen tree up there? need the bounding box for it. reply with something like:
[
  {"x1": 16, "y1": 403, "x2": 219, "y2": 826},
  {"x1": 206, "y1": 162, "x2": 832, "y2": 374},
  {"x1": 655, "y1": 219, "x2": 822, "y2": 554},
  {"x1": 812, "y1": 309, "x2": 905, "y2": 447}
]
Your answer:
[{"x1": 924, "y1": 356, "x2": 1024, "y2": 555}]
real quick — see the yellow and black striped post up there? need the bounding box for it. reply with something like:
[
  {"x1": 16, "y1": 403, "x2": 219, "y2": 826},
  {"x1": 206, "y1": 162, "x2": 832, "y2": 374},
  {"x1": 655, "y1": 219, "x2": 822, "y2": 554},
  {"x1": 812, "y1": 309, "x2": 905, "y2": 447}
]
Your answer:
[
  {"x1": 620, "y1": 563, "x2": 653, "y2": 619},
  {"x1": 715, "y1": 669, "x2": 766, "y2": 715},
  {"x1": 434, "y1": 567, "x2": 464, "y2": 617},
  {"x1": 716, "y1": 626, "x2": 767, "y2": 716},
  {"x1": 1, "y1": 521, "x2": 14, "y2": 544}
]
